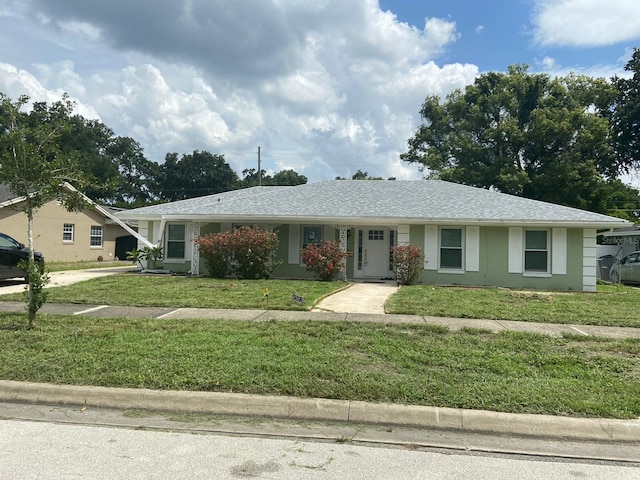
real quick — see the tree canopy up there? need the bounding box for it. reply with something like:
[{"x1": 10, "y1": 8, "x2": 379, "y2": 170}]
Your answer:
[
  {"x1": 60, "y1": 116, "x2": 160, "y2": 206},
  {"x1": 401, "y1": 64, "x2": 640, "y2": 217},
  {"x1": 609, "y1": 47, "x2": 640, "y2": 175},
  {"x1": 158, "y1": 151, "x2": 239, "y2": 201}
]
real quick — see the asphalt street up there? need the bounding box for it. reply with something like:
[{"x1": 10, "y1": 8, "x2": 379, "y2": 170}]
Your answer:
[{"x1": 1, "y1": 404, "x2": 639, "y2": 479}]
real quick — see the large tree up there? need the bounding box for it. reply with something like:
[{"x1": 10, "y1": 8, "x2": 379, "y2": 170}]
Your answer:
[
  {"x1": 60, "y1": 117, "x2": 160, "y2": 207},
  {"x1": 401, "y1": 65, "x2": 639, "y2": 215},
  {"x1": 158, "y1": 150, "x2": 239, "y2": 201},
  {"x1": 609, "y1": 47, "x2": 640, "y2": 175},
  {"x1": 0, "y1": 93, "x2": 87, "y2": 328}
]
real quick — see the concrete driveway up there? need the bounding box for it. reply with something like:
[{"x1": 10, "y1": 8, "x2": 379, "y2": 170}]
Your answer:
[{"x1": 0, "y1": 265, "x2": 135, "y2": 296}]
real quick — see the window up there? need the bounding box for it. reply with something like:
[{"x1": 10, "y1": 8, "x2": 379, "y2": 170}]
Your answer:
[
  {"x1": 388, "y1": 229, "x2": 396, "y2": 271},
  {"x1": 63, "y1": 224, "x2": 74, "y2": 243},
  {"x1": 524, "y1": 230, "x2": 549, "y2": 272},
  {"x1": 368, "y1": 229, "x2": 384, "y2": 241},
  {"x1": 90, "y1": 226, "x2": 103, "y2": 247},
  {"x1": 440, "y1": 228, "x2": 463, "y2": 269},
  {"x1": 357, "y1": 230, "x2": 363, "y2": 270},
  {"x1": 166, "y1": 224, "x2": 186, "y2": 259},
  {"x1": 302, "y1": 226, "x2": 323, "y2": 248}
]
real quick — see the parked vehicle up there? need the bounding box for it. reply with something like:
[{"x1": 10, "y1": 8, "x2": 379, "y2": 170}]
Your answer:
[
  {"x1": 609, "y1": 251, "x2": 640, "y2": 285},
  {"x1": 0, "y1": 233, "x2": 44, "y2": 281}
]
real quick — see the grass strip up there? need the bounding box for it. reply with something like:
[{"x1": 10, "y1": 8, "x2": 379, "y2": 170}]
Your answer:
[
  {"x1": 385, "y1": 284, "x2": 640, "y2": 328},
  {"x1": 0, "y1": 275, "x2": 344, "y2": 311},
  {"x1": 1, "y1": 312, "x2": 638, "y2": 419}
]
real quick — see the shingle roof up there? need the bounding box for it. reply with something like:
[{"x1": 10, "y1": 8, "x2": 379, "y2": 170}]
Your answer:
[
  {"x1": 0, "y1": 184, "x2": 18, "y2": 204},
  {"x1": 115, "y1": 180, "x2": 630, "y2": 228}
]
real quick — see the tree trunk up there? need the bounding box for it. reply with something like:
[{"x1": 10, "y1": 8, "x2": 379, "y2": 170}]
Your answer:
[{"x1": 27, "y1": 207, "x2": 36, "y2": 330}]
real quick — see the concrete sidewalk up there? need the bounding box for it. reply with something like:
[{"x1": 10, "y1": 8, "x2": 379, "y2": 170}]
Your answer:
[{"x1": 1, "y1": 300, "x2": 639, "y2": 339}]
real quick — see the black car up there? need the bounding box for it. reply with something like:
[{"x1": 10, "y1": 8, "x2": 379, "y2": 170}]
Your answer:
[{"x1": 0, "y1": 233, "x2": 44, "y2": 281}]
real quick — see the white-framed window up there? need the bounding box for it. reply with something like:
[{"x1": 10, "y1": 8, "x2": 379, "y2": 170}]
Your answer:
[
  {"x1": 302, "y1": 225, "x2": 323, "y2": 249},
  {"x1": 524, "y1": 230, "x2": 549, "y2": 273},
  {"x1": 90, "y1": 225, "x2": 103, "y2": 247},
  {"x1": 166, "y1": 224, "x2": 186, "y2": 259},
  {"x1": 440, "y1": 227, "x2": 463, "y2": 270},
  {"x1": 63, "y1": 224, "x2": 74, "y2": 243}
]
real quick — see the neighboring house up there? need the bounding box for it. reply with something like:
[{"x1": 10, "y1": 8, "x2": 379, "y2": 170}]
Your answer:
[
  {"x1": 0, "y1": 183, "x2": 152, "y2": 263},
  {"x1": 115, "y1": 180, "x2": 630, "y2": 291}
]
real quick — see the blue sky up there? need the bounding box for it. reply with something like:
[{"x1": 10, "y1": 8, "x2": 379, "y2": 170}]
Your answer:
[
  {"x1": 0, "y1": 0, "x2": 639, "y2": 184},
  {"x1": 379, "y1": 0, "x2": 638, "y2": 74}
]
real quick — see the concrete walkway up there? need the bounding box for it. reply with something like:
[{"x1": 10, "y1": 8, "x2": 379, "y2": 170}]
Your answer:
[{"x1": 312, "y1": 281, "x2": 399, "y2": 314}]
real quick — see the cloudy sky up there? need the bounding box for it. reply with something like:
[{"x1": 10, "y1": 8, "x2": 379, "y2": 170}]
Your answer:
[{"x1": 1, "y1": 0, "x2": 639, "y2": 183}]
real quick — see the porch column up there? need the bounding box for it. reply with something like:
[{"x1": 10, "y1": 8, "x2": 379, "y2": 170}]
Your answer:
[
  {"x1": 191, "y1": 222, "x2": 201, "y2": 276},
  {"x1": 334, "y1": 225, "x2": 353, "y2": 282}
]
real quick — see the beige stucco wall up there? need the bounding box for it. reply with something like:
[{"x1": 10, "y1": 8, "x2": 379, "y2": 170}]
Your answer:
[{"x1": 0, "y1": 200, "x2": 131, "y2": 262}]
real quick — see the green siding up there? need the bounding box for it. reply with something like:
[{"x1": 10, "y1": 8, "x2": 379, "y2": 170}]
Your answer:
[
  {"x1": 149, "y1": 220, "x2": 587, "y2": 290},
  {"x1": 415, "y1": 226, "x2": 585, "y2": 291}
]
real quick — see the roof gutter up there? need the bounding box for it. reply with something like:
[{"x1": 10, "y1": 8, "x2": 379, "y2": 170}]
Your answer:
[{"x1": 114, "y1": 213, "x2": 632, "y2": 230}]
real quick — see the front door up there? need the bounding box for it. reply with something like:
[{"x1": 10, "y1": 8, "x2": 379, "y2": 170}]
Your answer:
[{"x1": 361, "y1": 227, "x2": 392, "y2": 278}]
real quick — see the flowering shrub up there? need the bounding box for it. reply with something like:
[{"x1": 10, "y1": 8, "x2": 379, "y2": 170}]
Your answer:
[
  {"x1": 194, "y1": 231, "x2": 234, "y2": 278},
  {"x1": 232, "y1": 226, "x2": 281, "y2": 279},
  {"x1": 392, "y1": 245, "x2": 425, "y2": 285},
  {"x1": 301, "y1": 241, "x2": 349, "y2": 281},
  {"x1": 195, "y1": 226, "x2": 280, "y2": 279}
]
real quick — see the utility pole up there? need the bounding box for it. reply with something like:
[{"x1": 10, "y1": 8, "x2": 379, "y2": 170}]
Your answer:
[{"x1": 257, "y1": 146, "x2": 262, "y2": 186}]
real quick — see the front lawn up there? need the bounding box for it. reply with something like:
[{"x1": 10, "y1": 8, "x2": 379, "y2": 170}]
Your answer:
[
  {"x1": 0, "y1": 274, "x2": 345, "y2": 311},
  {"x1": 1, "y1": 313, "x2": 638, "y2": 419},
  {"x1": 385, "y1": 284, "x2": 640, "y2": 328}
]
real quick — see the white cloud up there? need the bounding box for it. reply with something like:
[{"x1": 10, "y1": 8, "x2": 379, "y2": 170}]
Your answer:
[
  {"x1": 0, "y1": 0, "x2": 478, "y2": 182},
  {"x1": 532, "y1": 0, "x2": 640, "y2": 47}
]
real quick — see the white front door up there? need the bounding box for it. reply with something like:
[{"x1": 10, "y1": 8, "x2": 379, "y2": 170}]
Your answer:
[{"x1": 362, "y1": 227, "x2": 392, "y2": 278}]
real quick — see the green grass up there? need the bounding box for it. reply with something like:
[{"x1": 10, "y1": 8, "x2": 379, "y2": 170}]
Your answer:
[
  {"x1": 385, "y1": 284, "x2": 640, "y2": 328},
  {"x1": 46, "y1": 260, "x2": 134, "y2": 272},
  {"x1": 0, "y1": 274, "x2": 345, "y2": 311},
  {"x1": 1, "y1": 312, "x2": 638, "y2": 419}
]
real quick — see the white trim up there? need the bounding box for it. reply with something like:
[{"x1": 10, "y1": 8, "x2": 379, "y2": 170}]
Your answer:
[
  {"x1": 424, "y1": 226, "x2": 438, "y2": 271},
  {"x1": 288, "y1": 225, "x2": 300, "y2": 264},
  {"x1": 551, "y1": 228, "x2": 567, "y2": 275},
  {"x1": 439, "y1": 226, "x2": 465, "y2": 272},
  {"x1": 397, "y1": 225, "x2": 410, "y2": 245},
  {"x1": 583, "y1": 229, "x2": 597, "y2": 292},
  {"x1": 163, "y1": 223, "x2": 191, "y2": 263},
  {"x1": 508, "y1": 227, "x2": 523, "y2": 273},
  {"x1": 465, "y1": 226, "x2": 480, "y2": 272}
]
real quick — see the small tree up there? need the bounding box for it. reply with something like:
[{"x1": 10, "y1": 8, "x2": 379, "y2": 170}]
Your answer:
[
  {"x1": 0, "y1": 93, "x2": 87, "y2": 329},
  {"x1": 392, "y1": 245, "x2": 425, "y2": 285},
  {"x1": 301, "y1": 241, "x2": 349, "y2": 281}
]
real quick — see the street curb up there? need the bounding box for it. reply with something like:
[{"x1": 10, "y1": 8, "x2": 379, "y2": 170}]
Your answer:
[{"x1": 1, "y1": 380, "x2": 639, "y2": 443}]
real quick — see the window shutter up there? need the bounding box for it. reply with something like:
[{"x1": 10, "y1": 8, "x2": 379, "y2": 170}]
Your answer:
[
  {"x1": 424, "y1": 226, "x2": 438, "y2": 270},
  {"x1": 508, "y1": 227, "x2": 523, "y2": 273},
  {"x1": 552, "y1": 228, "x2": 567, "y2": 275},
  {"x1": 465, "y1": 226, "x2": 480, "y2": 272},
  {"x1": 288, "y1": 225, "x2": 300, "y2": 264}
]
